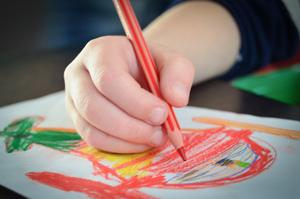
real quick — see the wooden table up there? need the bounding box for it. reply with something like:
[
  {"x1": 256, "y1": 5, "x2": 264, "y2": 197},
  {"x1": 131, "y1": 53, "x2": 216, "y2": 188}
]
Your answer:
[{"x1": 0, "y1": 51, "x2": 299, "y2": 198}]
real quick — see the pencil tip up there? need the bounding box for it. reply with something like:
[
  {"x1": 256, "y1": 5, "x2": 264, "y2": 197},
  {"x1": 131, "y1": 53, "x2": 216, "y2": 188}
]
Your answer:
[{"x1": 177, "y1": 147, "x2": 187, "y2": 161}]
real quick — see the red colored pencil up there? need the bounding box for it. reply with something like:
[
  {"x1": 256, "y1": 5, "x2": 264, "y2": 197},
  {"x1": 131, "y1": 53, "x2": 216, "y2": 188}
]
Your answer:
[{"x1": 112, "y1": 0, "x2": 186, "y2": 161}]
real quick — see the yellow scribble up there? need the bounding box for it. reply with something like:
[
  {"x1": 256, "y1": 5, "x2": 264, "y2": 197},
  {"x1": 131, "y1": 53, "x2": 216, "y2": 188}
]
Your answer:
[{"x1": 79, "y1": 146, "x2": 154, "y2": 178}]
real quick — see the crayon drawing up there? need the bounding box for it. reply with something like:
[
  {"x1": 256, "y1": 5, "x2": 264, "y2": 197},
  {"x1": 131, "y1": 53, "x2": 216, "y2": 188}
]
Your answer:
[
  {"x1": 1, "y1": 115, "x2": 286, "y2": 199},
  {"x1": 0, "y1": 92, "x2": 299, "y2": 199}
]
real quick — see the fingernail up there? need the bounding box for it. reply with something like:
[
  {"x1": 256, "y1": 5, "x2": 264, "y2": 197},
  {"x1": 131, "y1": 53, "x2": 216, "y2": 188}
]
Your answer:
[
  {"x1": 172, "y1": 82, "x2": 189, "y2": 102},
  {"x1": 151, "y1": 129, "x2": 164, "y2": 146},
  {"x1": 149, "y1": 107, "x2": 167, "y2": 125}
]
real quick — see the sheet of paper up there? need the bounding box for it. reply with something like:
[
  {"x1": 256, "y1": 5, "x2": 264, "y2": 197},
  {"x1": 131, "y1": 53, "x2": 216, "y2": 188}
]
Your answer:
[{"x1": 0, "y1": 91, "x2": 299, "y2": 199}]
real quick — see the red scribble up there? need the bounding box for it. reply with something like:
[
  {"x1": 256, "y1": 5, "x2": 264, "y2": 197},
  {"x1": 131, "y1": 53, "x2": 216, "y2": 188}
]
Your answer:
[
  {"x1": 26, "y1": 127, "x2": 276, "y2": 198},
  {"x1": 26, "y1": 172, "x2": 157, "y2": 199}
]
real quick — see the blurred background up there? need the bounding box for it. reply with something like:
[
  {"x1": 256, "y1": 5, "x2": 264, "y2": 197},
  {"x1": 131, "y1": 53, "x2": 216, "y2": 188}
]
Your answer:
[
  {"x1": 0, "y1": 0, "x2": 75, "y2": 106},
  {"x1": 0, "y1": 0, "x2": 171, "y2": 106}
]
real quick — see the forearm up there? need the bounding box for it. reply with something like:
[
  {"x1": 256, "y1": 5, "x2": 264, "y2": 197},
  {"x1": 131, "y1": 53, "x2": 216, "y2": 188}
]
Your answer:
[{"x1": 143, "y1": 1, "x2": 241, "y2": 84}]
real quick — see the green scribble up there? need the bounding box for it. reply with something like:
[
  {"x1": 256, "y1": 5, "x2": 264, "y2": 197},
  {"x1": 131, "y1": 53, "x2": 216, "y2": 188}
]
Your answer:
[
  {"x1": 216, "y1": 158, "x2": 250, "y2": 168},
  {"x1": 235, "y1": 161, "x2": 250, "y2": 168},
  {"x1": 0, "y1": 117, "x2": 82, "y2": 153}
]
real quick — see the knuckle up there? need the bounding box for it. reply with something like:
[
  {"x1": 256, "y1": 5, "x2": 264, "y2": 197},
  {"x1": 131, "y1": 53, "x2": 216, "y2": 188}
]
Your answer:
[
  {"x1": 100, "y1": 35, "x2": 129, "y2": 47},
  {"x1": 82, "y1": 127, "x2": 97, "y2": 147},
  {"x1": 85, "y1": 38, "x2": 107, "y2": 57},
  {"x1": 84, "y1": 128, "x2": 108, "y2": 150},
  {"x1": 85, "y1": 36, "x2": 117, "y2": 52},
  {"x1": 100, "y1": 35, "x2": 119, "y2": 43},
  {"x1": 178, "y1": 57, "x2": 195, "y2": 76},
  {"x1": 136, "y1": 98, "x2": 159, "y2": 120},
  {"x1": 78, "y1": 95, "x2": 94, "y2": 119},
  {"x1": 94, "y1": 68, "x2": 115, "y2": 93},
  {"x1": 85, "y1": 38, "x2": 102, "y2": 52},
  {"x1": 173, "y1": 55, "x2": 193, "y2": 69},
  {"x1": 168, "y1": 55, "x2": 195, "y2": 81},
  {"x1": 63, "y1": 65, "x2": 73, "y2": 81},
  {"x1": 122, "y1": 121, "x2": 149, "y2": 143},
  {"x1": 85, "y1": 36, "x2": 130, "y2": 56}
]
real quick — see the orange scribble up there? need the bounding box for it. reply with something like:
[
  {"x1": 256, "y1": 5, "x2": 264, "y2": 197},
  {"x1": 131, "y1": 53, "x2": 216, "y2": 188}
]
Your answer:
[
  {"x1": 193, "y1": 117, "x2": 300, "y2": 139},
  {"x1": 31, "y1": 127, "x2": 77, "y2": 133}
]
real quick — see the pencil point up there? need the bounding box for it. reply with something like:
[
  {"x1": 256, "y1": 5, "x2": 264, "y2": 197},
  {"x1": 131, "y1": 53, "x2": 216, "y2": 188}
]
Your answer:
[{"x1": 177, "y1": 147, "x2": 187, "y2": 161}]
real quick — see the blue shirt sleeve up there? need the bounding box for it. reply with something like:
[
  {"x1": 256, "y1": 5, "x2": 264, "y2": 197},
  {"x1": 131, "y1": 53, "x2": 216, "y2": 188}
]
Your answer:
[{"x1": 212, "y1": 0, "x2": 300, "y2": 79}]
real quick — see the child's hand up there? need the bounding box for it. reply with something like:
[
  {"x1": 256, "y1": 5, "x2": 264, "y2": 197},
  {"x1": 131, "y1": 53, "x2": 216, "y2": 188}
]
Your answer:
[{"x1": 64, "y1": 36, "x2": 194, "y2": 153}]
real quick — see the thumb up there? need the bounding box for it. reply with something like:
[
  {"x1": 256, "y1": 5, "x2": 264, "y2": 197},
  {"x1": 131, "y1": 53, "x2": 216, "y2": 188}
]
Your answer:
[{"x1": 152, "y1": 48, "x2": 195, "y2": 107}]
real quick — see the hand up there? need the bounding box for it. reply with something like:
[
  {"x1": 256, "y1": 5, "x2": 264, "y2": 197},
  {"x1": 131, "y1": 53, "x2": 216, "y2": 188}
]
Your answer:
[{"x1": 64, "y1": 36, "x2": 194, "y2": 153}]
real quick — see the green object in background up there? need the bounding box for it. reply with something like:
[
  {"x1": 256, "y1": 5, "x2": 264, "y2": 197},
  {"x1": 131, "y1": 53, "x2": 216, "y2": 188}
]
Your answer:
[{"x1": 232, "y1": 64, "x2": 300, "y2": 105}]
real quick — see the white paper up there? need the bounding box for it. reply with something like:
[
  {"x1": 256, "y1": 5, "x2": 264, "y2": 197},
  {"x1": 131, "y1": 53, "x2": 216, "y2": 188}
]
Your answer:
[{"x1": 0, "y1": 91, "x2": 299, "y2": 199}]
